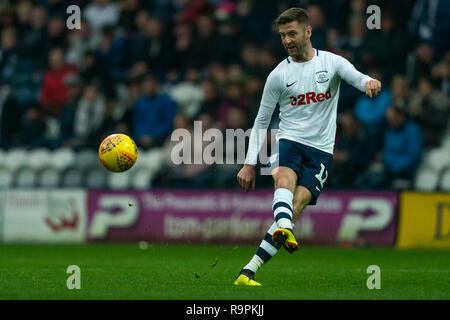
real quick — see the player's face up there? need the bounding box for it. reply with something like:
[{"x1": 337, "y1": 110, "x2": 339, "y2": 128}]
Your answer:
[{"x1": 278, "y1": 21, "x2": 310, "y2": 59}]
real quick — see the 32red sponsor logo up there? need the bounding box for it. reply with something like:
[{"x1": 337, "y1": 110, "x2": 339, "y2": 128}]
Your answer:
[{"x1": 289, "y1": 88, "x2": 331, "y2": 106}]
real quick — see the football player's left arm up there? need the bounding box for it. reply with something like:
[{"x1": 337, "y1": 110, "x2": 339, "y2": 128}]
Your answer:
[{"x1": 335, "y1": 55, "x2": 381, "y2": 98}]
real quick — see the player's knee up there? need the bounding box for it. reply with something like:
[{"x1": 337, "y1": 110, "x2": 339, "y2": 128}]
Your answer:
[
  {"x1": 275, "y1": 176, "x2": 292, "y2": 190},
  {"x1": 272, "y1": 168, "x2": 296, "y2": 192}
]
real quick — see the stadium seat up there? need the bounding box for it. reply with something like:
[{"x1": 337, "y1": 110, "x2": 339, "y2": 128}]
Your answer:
[
  {"x1": 0, "y1": 168, "x2": 13, "y2": 189},
  {"x1": 49, "y1": 148, "x2": 76, "y2": 170},
  {"x1": 85, "y1": 168, "x2": 106, "y2": 189},
  {"x1": 141, "y1": 148, "x2": 166, "y2": 173},
  {"x1": 414, "y1": 167, "x2": 439, "y2": 191},
  {"x1": 28, "y1": 148, "x2": 51, "y2": 170},
  {"x1": 424, "y1": 148, "x2": 450, "y2": 172},
  {"x1": 107, "y1": 171, "x2": 131, "y2": 189},
  {"x1": 61, "y1": 168, "x2": 84, "y2": 188},
  {"x1": 38, "y1": 168, "x2": 61, "y2": 188},
  {"x1": 77, "y1": 149, "x2": 100, "y2": 170},
  {"x1": 4, "y1": 148, "x2": 28, "y2": 170},
  {"x1": 440, "y1": 168, "x2": 450, "y2": 191},
  {"x1": 15, "y1": 167, "x2": 38, "y2": 188},
  {"x1": 130, "y1": 167, "x2": 153, "y2": 189}
]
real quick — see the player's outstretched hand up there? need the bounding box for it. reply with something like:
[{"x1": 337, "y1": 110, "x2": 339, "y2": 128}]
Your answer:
[
  {"x1": 237, "y1": 164, "x2": 256, "y2": 192},
  {"x1": 365, "y1": 79, "x2": 382, "y2": 98}
]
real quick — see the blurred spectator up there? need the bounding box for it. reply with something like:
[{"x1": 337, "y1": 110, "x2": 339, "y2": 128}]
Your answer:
[
  {"x1": 84, "y1": 0, "x2": 120, "y2": 32},
  {"x1": 96, "y1": 26, "x2": 128, "y2": 82},
  {"x1": 118, "y1": 0, "x2": 142, "y2": 34},
  {"x1": 197, "y1": 79, "x2": 221, "y2": 119},
  {"x1": 129, "y1": 14, "x2": 172, "y2": 79},
  {"x1": 361, "y1": 10, "x2": 408, "y2": 84},
  {"x1": 159, "y1": 112, "x2": 216, "y2": 188},
  {"x1": 214, "y1": 106, "x2": 248, "y2": 188},
  {"x1": 168, "y1": 21, "x2": 194, "y2": 73},
  {"x1": 431, "y1": 53, "x2": 450, "y2": 94},
  {"x1": 84, "y1": 0, "x2": 120, "y2": 50},
  {"x1": 66, "y1": 20, "x2": 94, "y2": 68},
  {"x1": 44, "y1": 16, "x2": 66, "y2": 52},
  {"x1": 390, "y1": 74, "x2": 410, "y2": 107},
  {"x1": 409, "y1": 0, "x2": 450, "y2": 55},
  {"x1": 69, "y1": 83, "x2": 106, "y2": 149},
  {"x1": 20, "y1": 6, "x2": 47, "y2": 68},
  {"x1": 381, "y1": 104, "x2": 424, "y2": 186},
  {"x1": 106, "y1": 80, "x2": 140, "y2": 137},
  {"x1": 407, "y1": 75, "x2": 449, "y2": 147},
  {"x1": 18, "y1": 105, "x2": 46, "y2": 148},
  {"x1": 190, "y1": 14, "x2": 220, "y2": 69},
  {"x1": 307, "y1": 4, "x2": 327, "y2": 50},
  {"x1": 329, "y1": 110, "x2": 376, "y2": 189},
  {"x1": 39, "y1": 47, "x2": 78, "y2": 117},
  {"x1": 79, "y1": 50, "x2": 115, "y2": 99},
  {"x1": 354, "y1": 71, "x2": 391, "y2": 138},
  {"x1": 59, "y1": 74, "x2": 83, "y2": 147},
  {"x1": 217, "y1": 81, "x2": 248, "y2": 129},
  {"x1": 0, "y1": 82, "x2": 21, "y2": 148},
  {"x1": 168, "y1": 68, "x2": 204, "y2": 119},
  {"x1": 406, "y1": 42, "x2": 435, "y2": 87},
  {"x1": 0, "y1": 27, "x2": 19, "y2": 83},
  {"x1": 133, "y1": 73, "x2": 176, "y2": 149}
]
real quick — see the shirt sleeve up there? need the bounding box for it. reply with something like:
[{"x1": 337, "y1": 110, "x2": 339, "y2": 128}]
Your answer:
[
  {"x1": 334, "y1": 55, "x2": 373, "y2": 93},
  {"x1": 245, "y1": 70, "x2": 282, "y2": 165}
]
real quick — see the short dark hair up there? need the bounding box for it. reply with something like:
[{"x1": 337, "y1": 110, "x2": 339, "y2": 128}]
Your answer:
[{"x1": 275, "y1": 8, "x2": 310, "y2": 27}]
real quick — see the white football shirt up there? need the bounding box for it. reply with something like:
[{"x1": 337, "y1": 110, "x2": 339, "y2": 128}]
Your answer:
[{"x1": 245, "y1": 48, "x2": 373, "y2": 165}]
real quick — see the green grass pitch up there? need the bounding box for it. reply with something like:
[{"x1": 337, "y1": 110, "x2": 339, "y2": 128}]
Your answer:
[{"x1": 0, "y1": 244, "x2": 449, "y2": 300}]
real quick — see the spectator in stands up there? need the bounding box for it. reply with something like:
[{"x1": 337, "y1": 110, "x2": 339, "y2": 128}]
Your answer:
[
  {"x1": 307, "y1": 4, "x2": 327, "y2": 50},
  {"x1": 407, "y1": 75, "x2": 449, "y2": 147},
  {"x1": 96, "y1": 26, "x2": 128, "y2": 82},
  {"x1": 354, "y1": 70, "x2": 391, "y2": 141},
  {"x1": 390, "y1": 74, "x2": 410, "y2": 107},
  {"x1": 133, "y1": 73, "x2": 176, "y2": 150},
  {"x1": 84, "y1": 0, "x2": 120, "y2": 48},
  {"x1": 159, "y1": 112, "x2": 215, "y2": 188},
  {"x1": 79, "y1": 50, "x2": 115, "y2": 100},
  {"x1": 214, "y1": 106, "x2": 248, "y2": 188},
  {"x1": 0, "y1": 81, "x2": 21, "y2": 148},
  {"x1": 168, "y1": 68, "x2": 204, "y2": 119},
  {"x1": 129, "y1": 15, "x2": 172, "y2": 79},
  {"x1": 190, "y1": 15, "x2": 221, "y2": 69},
  {"x1": 18, "y1": 104, "x2": 46, "y2": 148},
  {"x1": 196, "y1": 79, "x2": 221, "y2": 120},
  {"x1": 409, "y1": 0, "x2": 450, "y2": 55},
  {"x1": 20, "y1": 6, "x2": 48, "y2": 69},
  {"x1": 44, "y1": 16, "x2": 67, "y2": 53},
  {"x1": 431, "y1": 52, "x2": 450, "y2": 95},
  {"x1": 70, "y1": 83, "x2": 106, "y2": 149},
  {"x1": 39, "y1": 47, "x2": 78, "y2": 117},
  {"x1": 329, "y1": 110, "x2": 376, "y2": 189},
  {"x1": 59, "y1": 74, "x2": 83, "y2": 147},
  {"x1": 361, "y1": 10, "x2": 408, "y2": 84},
  {"x1": 381, "y1": 104, "x2": 424, "y2": 186},
  {"x1": 168, "y1": 21, "x2": 194, "y2": 74}
]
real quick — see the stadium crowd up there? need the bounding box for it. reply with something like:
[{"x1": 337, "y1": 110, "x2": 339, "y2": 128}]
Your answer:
[{"x1": 0, "y1": 0, "x2": 449, "y2": 190}]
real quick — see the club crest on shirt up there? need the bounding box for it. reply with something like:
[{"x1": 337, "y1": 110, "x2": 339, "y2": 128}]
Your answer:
[{"x1": 315, "y1": 70, "x2": 329, "y2": 83}]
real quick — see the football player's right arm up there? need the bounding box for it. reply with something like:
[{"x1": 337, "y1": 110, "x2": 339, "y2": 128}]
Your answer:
[{"x1": 238, "y1": 71, "x2": 282, "y2": 192}]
